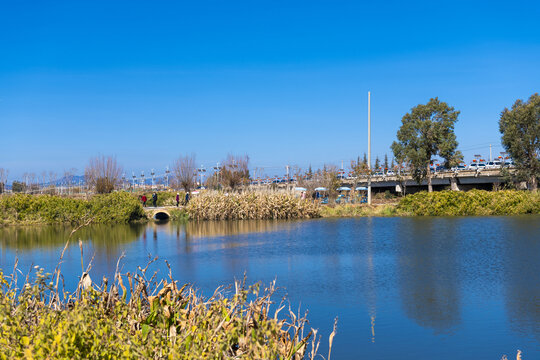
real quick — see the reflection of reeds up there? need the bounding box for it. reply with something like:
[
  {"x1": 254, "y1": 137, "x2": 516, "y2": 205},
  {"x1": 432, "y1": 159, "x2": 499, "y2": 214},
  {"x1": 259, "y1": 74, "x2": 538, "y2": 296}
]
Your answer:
[
  {"x1": 183, "y1": 220, "x2": 282, "y2": 238},
  {"x1": 186, "y1": 193, "x2": 321, "y2": 221},
  {"x1": 0, "y1": 256, "x2": 336, "y2": 359}
]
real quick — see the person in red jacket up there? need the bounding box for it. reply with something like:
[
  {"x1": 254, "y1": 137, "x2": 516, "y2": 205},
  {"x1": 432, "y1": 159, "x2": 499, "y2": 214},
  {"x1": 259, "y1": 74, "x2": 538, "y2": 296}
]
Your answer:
[{"x1": 141, "y1": 194, "x2": 147, "y2": 207}]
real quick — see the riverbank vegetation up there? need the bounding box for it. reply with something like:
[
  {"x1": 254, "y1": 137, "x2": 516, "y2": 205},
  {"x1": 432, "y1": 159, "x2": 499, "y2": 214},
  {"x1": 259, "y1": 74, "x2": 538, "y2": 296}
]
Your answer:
[
  {"x1": 0, "y1": 192, "x2": 145, "y2": 226},
  {"x1": 397, "y1": 189, "x2": 540, "y2": 216},
  {"x1": 2, "y1": 189, "x2": 538, "y2": 226},
  {"x1": 186, "y1": 192, "x2": 320, "y2": 220},
  {"x1": 0, "y1": 263, "x2": 334, "y2": 359},
  {"x1": 320, "y1": 204, "x2": 397, "y2": 217}
]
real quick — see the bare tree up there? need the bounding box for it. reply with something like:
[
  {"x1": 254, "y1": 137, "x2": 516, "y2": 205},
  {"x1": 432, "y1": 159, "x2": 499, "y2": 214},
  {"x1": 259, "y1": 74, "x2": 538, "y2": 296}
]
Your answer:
[
  {"x1": 64, "y1": 168, "x2": 77, "y2": 195},
  {"x1": 172, "y1": 154, "x2": 197, "y2": 194},
  {"x1": 321, "y1": 165, "x2": 340, "y2": 201},
  {"x1": 48, "y1": 171, "x2": 58, "y2": 194},
  {"x1": 0, "y1": 168, "x2": 8, "y2": 194},
  {"x1": 85, "y1": 155, "x2": 123, "y2": 194},
  {"x1": 29, "y1": 173, "x2": 38, "y2": 193},
  {"x1": 221, "y1": 154, "x2": 250, "y2": 191},
  {"x1": 40, "y1": 171, "x2": 47, "y2": 193}
]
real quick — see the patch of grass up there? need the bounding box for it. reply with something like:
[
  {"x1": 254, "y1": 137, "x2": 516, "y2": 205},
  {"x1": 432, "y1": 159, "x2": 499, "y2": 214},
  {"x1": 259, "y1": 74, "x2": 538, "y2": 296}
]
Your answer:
[
  {"x1": 320, "y1": 204, "x2": 398, "y2": 217},
  {"x1": 168, "y1": 208, "x2": 190, "y2": 221}
]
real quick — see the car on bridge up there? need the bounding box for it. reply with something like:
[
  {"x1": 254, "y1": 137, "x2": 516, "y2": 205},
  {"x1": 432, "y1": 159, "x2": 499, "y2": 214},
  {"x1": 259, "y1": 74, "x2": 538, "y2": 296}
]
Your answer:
[
  {"x1": 469, "y1": 162, "x2": 486, "y2": 171},
  {"x1": 485, "y1": 160, "x2": 502, "y2": 169},
  {"x1": 452, "y1": 164, "x2": 466, "y2": 171}
]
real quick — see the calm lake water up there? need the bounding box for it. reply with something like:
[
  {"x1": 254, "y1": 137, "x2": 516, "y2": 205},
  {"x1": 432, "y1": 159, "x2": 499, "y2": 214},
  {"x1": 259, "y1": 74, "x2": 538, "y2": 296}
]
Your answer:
[{"x1": 1, "y1": 216, "x2": 539, "y2": 359}]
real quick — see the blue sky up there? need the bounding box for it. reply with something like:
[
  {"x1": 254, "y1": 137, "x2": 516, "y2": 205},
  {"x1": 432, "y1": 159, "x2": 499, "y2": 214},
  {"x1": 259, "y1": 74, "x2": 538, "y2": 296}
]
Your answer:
[{"x1": 1, "y1": 0, "x2": 539, "y2": 180}]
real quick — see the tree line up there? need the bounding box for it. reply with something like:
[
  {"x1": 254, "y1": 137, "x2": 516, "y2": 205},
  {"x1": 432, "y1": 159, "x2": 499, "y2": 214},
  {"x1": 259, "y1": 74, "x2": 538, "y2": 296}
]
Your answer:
[
  {"x1": 1, "y1": 93, "x2": 537, "y2": 194},
  {"x1": 391, "y1": 93, "x2": 539, "y2": 192}
]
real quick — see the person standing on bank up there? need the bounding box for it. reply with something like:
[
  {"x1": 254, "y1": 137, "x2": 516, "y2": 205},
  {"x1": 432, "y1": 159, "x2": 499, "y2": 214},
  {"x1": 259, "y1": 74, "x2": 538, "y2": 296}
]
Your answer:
[
  {"x1": 152, "y1": 192, "x2": 157, "y2": 207},
  {"x1": 184, "y1": 191, "x2": 190, "y2": 205},
  {"x1": 176, "y1": 193, "x2": 180, "y2": 207},
  {"x1": 141, "y1": 194, "x2": 147, "y2": 207}
]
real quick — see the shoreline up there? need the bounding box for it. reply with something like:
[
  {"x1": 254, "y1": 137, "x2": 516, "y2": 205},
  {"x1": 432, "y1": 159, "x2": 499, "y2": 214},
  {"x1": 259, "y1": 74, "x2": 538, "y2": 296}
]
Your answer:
[{"x1": 1, "y1": 189, "x2": 538, "y2": 226}]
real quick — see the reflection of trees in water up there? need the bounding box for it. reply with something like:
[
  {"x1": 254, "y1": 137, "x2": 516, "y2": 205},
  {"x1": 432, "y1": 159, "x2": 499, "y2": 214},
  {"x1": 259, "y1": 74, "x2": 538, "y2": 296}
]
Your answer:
[
  {"x1": 398, "y1": 219, "x2": 461, "y2": 333},
  {"x1": 0, "y1": 224, "x2": 145, "y2": 251},
  {"x1": 504, "y1": 218, "x2": 540, "y2": 342}
]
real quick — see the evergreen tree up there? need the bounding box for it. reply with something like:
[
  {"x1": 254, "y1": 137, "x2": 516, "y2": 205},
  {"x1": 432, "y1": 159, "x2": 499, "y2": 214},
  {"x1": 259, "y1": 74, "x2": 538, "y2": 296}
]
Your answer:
[
  {"x1": 391, "y1": 98, "x2": 462, "y2": 192},
  {"x1": 499, "y1": 93, "x2": 540, "y2": 191}
]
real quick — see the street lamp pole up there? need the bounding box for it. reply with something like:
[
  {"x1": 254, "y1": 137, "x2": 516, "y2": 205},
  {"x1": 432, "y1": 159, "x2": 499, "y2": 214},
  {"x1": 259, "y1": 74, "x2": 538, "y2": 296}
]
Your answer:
[{"x1": 367, "y1": 91, "x2": 372, "y2": 205}]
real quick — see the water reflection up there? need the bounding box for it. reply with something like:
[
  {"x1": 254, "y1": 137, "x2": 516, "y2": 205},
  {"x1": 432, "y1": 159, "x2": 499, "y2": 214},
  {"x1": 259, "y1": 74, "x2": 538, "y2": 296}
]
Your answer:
[
  {"x1": 0, "y1": 216, "x2": 539, "y2": 359},
  {"x1": 504, "y1": 217, "x2": 540, "y2": 341},
  {"x1": 0, "y1": 224, "x2": 145, "y2": 250},
  {"x1": 398, "y1": 218, "x2": 461, "y2": 333},
  {"x1": 182, "y1": 220, "x2": 283, "y2": 239}
]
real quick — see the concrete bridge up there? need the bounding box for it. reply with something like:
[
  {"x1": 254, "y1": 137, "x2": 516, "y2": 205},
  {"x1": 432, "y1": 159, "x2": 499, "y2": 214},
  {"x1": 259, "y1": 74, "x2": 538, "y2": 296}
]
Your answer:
[
  {"x1": 249, "y1": 168, "x2": 512, "y2": 193},
  {"x1": 143, "y1": 206, "x2": 179, "y2": 220},
  {"x1": 351, "y1": 168, "x2": 507, "y2": 192}
]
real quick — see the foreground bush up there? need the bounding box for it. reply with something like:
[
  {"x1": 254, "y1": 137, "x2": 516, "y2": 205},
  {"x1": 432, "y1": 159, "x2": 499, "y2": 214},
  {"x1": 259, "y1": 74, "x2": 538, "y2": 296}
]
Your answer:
[
  {"x1": 0, "y1": 264, "x2": 333, "y2": 359},
  {"x1": 186, "y1": 192, "x2": 321, "y2": 220},
  {"x1": 397, "y1": 190, "x2": 540, "y2": 216},
  {"x1": 0, "y1": 192, "x2": 145, "y2": 226}
]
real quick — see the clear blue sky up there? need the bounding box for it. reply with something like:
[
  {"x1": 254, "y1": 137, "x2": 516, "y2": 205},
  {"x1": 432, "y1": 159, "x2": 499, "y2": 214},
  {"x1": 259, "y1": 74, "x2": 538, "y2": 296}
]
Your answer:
[{"x1": 1, "y1": 0, "x2": 539, "y2": 180}]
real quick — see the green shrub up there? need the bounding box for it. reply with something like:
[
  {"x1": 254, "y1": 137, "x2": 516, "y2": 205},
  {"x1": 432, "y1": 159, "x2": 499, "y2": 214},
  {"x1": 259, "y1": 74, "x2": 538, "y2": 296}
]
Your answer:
[
  {"x1": 397, "y1": 190, "x2": 540, "y2": 216},
  {"x1": 0, "y1": 192, "x2": 145, "y2": 226}
]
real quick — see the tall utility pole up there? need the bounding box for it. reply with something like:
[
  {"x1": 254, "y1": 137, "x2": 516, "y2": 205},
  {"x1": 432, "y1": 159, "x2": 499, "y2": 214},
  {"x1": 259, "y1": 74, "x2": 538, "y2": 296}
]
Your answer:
[
  {"x1": 368, "y1": 91, "x2": 372, "y2": 205},
  {"x1": 489, "y1": 144, "x2": 492, "y2": 162}
]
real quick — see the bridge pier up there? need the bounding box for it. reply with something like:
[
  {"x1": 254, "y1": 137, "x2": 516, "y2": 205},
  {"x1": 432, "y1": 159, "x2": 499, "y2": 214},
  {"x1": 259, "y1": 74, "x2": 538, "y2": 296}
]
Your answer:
[{"x1": 450, "y1": 177, "x2": 460, "y2": 191}]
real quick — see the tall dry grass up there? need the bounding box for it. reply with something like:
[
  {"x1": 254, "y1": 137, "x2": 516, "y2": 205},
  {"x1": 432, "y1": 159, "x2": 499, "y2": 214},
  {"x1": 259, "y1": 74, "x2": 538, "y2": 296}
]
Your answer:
[
  {"x1": 186, "y1": 192, "x2": 321, "y2": 221},
  {"x1": 0, "y1": 236, "x2": 337, "y2": 359}
]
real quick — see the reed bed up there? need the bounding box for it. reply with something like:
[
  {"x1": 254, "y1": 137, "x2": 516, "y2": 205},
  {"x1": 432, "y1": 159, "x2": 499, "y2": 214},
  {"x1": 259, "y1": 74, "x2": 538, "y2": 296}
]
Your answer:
[
  {"x1": 0, "y1": 255, "x2": 336, "y2": 359},
  {"x1": 397, "y1": 189, "x2": 540, "y2": 216},
  {"x1": 186, "y1": 193, "x2": 321, "y2": 221}
]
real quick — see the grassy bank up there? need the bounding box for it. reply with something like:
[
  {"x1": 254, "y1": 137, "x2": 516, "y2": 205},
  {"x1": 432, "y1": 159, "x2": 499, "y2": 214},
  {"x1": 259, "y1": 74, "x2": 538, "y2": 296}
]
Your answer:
[
  {"x1": 185, "y1": 192, "x2": 321, "y2": 220},
  {"x1": 0, "y1": 192, "x2": 145, "y2": 226},
  {"x1": 320, "y1": 204, "x2": 398, "y2": 217},
  {"x1": 0, "y1": 265, "x2": 333, "y2": 359},
  {"x1": 397, "y1": 189, "x2": 540, "y2": 216},
  {"x1": 320, "y1": 190, "x2": 540, "y2": 217}
]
